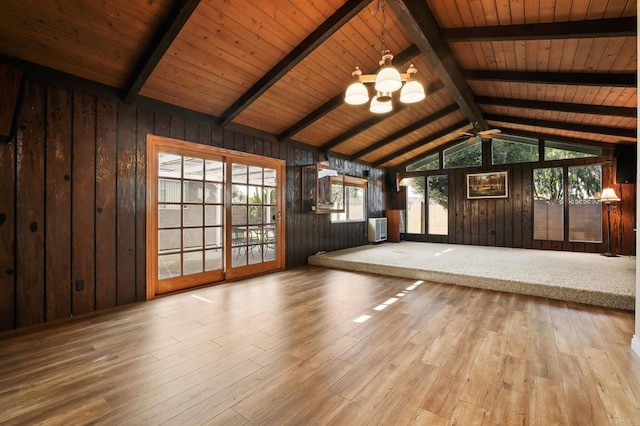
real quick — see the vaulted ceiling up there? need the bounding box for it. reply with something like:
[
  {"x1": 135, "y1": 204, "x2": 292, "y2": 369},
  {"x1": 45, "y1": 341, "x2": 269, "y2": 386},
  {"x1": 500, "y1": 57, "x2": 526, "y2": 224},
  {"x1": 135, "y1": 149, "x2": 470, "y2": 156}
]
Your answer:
[{"x1": 0, "y1": 0, "x2": 636, "y2": 169}]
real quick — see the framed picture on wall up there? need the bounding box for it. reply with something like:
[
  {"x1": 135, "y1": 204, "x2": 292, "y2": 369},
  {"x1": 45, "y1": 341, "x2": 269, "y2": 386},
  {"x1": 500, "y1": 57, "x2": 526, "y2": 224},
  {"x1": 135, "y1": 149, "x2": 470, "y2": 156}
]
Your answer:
[{"x1": 466, "y1": 171, "x2": 508, "y2": 199}]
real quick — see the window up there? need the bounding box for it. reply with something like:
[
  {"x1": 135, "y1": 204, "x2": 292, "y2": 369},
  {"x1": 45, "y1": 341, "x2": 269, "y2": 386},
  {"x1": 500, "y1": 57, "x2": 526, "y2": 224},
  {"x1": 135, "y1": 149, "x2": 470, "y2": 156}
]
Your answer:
[
  {"x1": 427, "y1": 175, "x2": 448, "y2": 235},
  {"x1": 444, "y1": 139, "x2": 482, "y2": 169},
  {"x1": 568, "y1": 165, "x2": 602, "y2": 242},
  {"x1": 545, "y1": 141, "x2": 601, "y2": 160},
  {"x1": 533, "y1": 167, "x2": 564, "y2": 241},
  {"x1": 404, "y1": 177, "x2": 425, "y2": 234},
  {"x1": 331, "y1": 177, "x2": 366, "y2": 222},
  {"x1": 492, "y1": 135, "x2": 539, "y2": 165},
  {"x1": 407, "y1": 152, "x2": 439, "y2": 171},
  {"x1": 533, "y1": 165, "x2": 603, "y2": 243}
]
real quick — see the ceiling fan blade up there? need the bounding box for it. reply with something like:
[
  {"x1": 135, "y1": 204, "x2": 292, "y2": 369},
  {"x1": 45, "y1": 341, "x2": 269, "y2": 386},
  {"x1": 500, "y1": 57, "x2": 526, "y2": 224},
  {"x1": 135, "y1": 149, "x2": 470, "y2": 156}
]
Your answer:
[{"x1": 478, "y1": 129, "x2": 501, "y2": 136}]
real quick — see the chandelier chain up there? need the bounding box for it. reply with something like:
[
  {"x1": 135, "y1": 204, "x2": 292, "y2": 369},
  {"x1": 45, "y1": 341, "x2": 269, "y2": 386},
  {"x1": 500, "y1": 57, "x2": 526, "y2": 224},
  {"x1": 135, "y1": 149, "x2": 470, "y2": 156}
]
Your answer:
[{"x1": 370, "y1": 0, "x2": 387, "y2": 53}]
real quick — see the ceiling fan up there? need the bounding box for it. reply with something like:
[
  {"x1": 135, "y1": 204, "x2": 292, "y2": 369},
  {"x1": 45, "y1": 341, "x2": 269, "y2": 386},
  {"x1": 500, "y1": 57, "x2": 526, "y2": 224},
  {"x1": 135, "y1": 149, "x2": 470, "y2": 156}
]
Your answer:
[{"x1": 455, "y1": 122, "x2": 501, "y2": 144}]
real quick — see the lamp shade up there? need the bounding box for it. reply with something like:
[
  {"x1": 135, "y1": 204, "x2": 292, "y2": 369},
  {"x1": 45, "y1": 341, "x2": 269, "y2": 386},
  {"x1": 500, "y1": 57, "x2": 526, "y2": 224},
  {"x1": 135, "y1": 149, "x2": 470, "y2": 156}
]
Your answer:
[
  {"x1": 375, "y1": 66, "x2": 402, "y2": 92},
  {"x1": 399, "y1": 80, "x2": 426, "y2": 103},
  {"x1": 344, "y1": 81, "x2": 369, "y2": 105},
  {"x1": 370, "y1": 95, "x2": 392, "y2": 114},
  {"x1": 600, "y1": 187, "x2": 620, "y2": 202}
]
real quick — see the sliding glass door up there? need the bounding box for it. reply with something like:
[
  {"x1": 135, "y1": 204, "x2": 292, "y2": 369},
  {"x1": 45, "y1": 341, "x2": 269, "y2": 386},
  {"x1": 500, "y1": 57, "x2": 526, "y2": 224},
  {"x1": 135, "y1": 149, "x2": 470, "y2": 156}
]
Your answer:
[{"x1": 147, "y1": 135, "x2": 285, "y2": 298}]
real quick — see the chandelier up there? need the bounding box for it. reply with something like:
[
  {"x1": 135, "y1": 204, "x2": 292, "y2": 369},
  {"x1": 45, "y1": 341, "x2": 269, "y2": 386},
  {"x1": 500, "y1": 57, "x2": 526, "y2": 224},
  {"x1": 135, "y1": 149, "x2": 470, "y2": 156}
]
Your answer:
[{"x1": 344, "y1": 0, "x2": 425, "y2": 113}]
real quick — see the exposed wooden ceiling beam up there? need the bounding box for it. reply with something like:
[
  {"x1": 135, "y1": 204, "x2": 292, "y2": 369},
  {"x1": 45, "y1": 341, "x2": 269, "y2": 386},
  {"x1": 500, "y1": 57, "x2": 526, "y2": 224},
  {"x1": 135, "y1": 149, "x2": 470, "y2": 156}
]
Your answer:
[
  {"x1": 349, "y1": 103, "x2": 458, "y2": 161},
  {"x1": 277, "y1": 44, "x2": 421, "y2": 142},
  {"x1": 485, "y1": 113, "x2": 636, "y2": 138},
  {"x1": 123, "y1": 0, "x2": 202, "y2": 103},
  {"x1": 0, "y1": 64, "x2": 23, "y2": 142},
  {"x1": 388, "y1": 0, "x2": 486, "y2": 128},
  {"x1": 216, "y1": 0, "x2": 370, "y2": 128},
  {"x1": 495, "y1": 127, "x2": 619, "y2": 150},
  {"x1": 373, "y1": 120, "x2": 468, "y2": 167},
  {"x1": 476, "y1": 96, "x2": 637, "y2": 118},
  {"x1": 465, "y1": 70, "x2": 636, "y2": 87},
  {"x1": 321, "y1": 106, "x2": 409, "y2": 152},
  {"x1": 441, "y1": 17, "x2": 636, "y2": 42}
]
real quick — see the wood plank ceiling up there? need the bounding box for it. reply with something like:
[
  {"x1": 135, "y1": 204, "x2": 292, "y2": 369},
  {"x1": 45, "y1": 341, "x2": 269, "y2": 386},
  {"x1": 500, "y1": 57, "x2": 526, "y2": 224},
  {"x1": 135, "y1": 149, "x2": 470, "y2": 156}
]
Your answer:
[{"x1": 0, "y1": 0, "x2": 636, "y2": 169}]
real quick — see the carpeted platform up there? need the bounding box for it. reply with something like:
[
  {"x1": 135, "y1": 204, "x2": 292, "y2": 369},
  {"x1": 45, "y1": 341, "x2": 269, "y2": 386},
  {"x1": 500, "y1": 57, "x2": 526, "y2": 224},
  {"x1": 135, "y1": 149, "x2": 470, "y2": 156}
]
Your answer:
[{"x1": 308, "y1": 241, "x2": 636, "y2": 310}]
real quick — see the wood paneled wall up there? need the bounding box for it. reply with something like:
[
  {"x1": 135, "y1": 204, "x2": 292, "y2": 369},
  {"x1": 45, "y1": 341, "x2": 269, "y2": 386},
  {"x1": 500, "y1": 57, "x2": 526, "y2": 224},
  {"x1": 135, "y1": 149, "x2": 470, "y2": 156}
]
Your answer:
[
  {"x1": 393, "y1": 160, "x2": 636, "y2": 256},
  {"x1": 0, "y1": 78, "x2": 385, "y2": 331}
]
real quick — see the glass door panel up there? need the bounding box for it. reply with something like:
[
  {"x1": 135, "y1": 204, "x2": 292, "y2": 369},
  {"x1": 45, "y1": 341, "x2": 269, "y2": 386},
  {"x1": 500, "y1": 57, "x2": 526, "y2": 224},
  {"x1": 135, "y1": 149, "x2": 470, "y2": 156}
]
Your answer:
[
  {"x1": 154, "y1": 152, "x2": 225, "y2": 294},
  {"x1": 228, "y1": 163, "x2": 280, "y2": 274},
  {"x1": 147, "y1": 135, "x2": 285, "y2": 298}
]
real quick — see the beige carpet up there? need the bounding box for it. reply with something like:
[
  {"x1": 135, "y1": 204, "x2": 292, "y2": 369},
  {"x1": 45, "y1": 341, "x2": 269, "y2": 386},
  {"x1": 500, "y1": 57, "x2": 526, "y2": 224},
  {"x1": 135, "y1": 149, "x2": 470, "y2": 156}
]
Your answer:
[{"x1": 308, "y1": 242, "x2": 636, "y2": 311}]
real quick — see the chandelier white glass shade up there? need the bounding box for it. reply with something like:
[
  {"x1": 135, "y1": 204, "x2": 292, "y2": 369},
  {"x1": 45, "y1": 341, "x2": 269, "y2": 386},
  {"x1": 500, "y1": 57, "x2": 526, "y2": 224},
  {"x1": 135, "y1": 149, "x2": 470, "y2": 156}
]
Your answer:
[
  {"x1": 345, "y1": 51, "x2": 425, "y2": 113},
  {"x1": 369, "y1": 94, "x2": 392, "y2": 114}
]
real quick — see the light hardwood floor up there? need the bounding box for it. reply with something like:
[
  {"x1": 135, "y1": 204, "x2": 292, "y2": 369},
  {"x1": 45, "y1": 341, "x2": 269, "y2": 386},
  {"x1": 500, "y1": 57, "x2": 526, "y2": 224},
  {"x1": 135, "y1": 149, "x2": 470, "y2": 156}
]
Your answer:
[{"x1": 1, "y1": 265, "x2": 639, "y2": 425}]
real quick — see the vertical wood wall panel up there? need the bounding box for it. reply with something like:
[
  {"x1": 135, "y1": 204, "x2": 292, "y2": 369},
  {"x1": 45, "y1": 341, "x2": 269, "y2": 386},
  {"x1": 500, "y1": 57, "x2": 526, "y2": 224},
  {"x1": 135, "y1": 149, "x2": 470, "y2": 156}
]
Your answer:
[
  {"x1": 154, "y1": 112, "x2": 171, "y2": 138},
  {"x1": 95, "y1": 98, "x2": 118, "y2": 310},
  {"x1": 116, "y1": 104, "x2": 137, "y2": 305},
  {"x1": 0, "y1": 132, "x2": 16, "y2": 331},
  {"x1": 185, "y1": 119, "x2": 198, "y2": 143},
  {"x1": 15, "y1": 81, "x2": 45, "y2": 327},
  {"x1": 45, "y1": 86, "x2": 72, "y2": 321},
  {"x1": 170, "y1": 116, "x2": 185, "y2": 141},
  {"x1": 71, "y1": 92, "x2": 96, "y2": 316},
  {"x1": 136, "y1": 110, "x2": 153, "y2": 302}
]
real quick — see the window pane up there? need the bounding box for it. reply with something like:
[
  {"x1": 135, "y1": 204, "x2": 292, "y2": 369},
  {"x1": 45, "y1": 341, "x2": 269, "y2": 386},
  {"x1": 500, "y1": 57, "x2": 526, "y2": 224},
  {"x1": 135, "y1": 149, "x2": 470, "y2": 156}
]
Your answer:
[
  {"x1": 183, "y1": 205, "x2": 203, "y2": 227},
  {"x1": 248, "y1": 166, "x2": 263, "y2": 185},
  {"x1": 158, "y1": 204, "x2": 180, "y2": 228},
  {"x1": 347, "y1": 187, "x2": 365, "y2": 221},
  {"x1": 205, "y1": 205, "x2": 223, "y2": 226},
  {"x1": 444, "y1": 140, "x2": 482, "y2": 169},
  {"x1": 158, "y1": 153, "x2": 181, "y2": 178},
  {"x1": 183, "y1": 181, "x2": 203, "y2": 203},
  {"x1": 545, "y1": 141, "x2": 601, "y2": 160},
  {"x1": 568, "y1": 165, "x2": 602, "y2": 242},
  {"x1": 264, "y1": 168, "x2": 277, "y2": 186},
  {"x1": 158, "y1": 254, "x2": 181, "y2": 279},
  {"x1": 205, "y1": 182, "x2": 222, "y2": 203},
  {"x1": 405, "y1": 177, "x2": 425, "y2": 234},
  {"x1": 427, "y1": 175, "x2": 448, "y2": 235},
  {"x1": 264, "y1": 187, "x2": 276, "y2": 205},
  {"x1": 205, "y1": 227, "x2": 222, "y2": 248},
  {"x1": 533, "y1": 167, "x2": 564, "y2": 241},
  {"x1": 232, "y1": 185, "x2": 247, "y2": 203},
  {"x1": 264, "y1": 206, "x2": 276, "y2": 224},
  {"x1": 158, "y1": 229, "x2": 181, "y2": 253},
  {"x1": 407, "y1": 152, "x2": 439, "y2": 171},
  {"x1": 183, "y1": 251, "x2": 203, "y2": 275},
  {"x1": 159, "y1": 179, "x2": 181, "y2": 203},
  {"x1": 232, "y1": 205, "x2": 248, "y2": 225},
  {"x1": 205, "y1": 160, "x2": 224, "y2": 182},
  {"x1": 249, "y1": 206, "x2": 263, "y2": 225},
  {"x1": 248, "y1": 185, "x2": 262, "y2": 204},
  {"x1": 232, "y1": 163, "x2": 248, "y2": 183},
  {"x1": 205, "y1": 249, "x2": 222, "y2": 271},
  {"x1": 183, "y1": 157, "x2": 204, "y2": 180},
  {"x1": 183, "y1": 228, "x2": 202, "y2": 251},
  {"x1": 492, "y1": 136, "x2": 538, "y2": 165},
  {"x1": 330, "y1": 182, "x2": 366, "y2": 223}
]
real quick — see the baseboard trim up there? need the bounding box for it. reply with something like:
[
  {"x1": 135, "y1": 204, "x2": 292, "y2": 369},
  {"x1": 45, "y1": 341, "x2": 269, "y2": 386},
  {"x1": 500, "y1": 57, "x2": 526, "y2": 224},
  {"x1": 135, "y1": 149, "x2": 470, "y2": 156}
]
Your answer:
[{"x1": 632, "y1": 335, "x2": 640, "y2": 359}]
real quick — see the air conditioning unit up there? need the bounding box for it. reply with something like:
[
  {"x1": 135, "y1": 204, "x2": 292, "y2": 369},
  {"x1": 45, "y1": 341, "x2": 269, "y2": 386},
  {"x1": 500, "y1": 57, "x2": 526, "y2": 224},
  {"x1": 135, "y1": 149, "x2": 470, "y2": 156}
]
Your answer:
[{"x1": 368, "y1": 217, "x2": 387, "y2": 243}]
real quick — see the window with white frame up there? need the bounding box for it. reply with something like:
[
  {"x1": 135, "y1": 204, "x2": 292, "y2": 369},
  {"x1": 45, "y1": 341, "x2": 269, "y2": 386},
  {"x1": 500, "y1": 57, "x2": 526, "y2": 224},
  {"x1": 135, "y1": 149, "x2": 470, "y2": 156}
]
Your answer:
[{"x1": 331, "y1": 177, "x2": 367, "y2": 223}]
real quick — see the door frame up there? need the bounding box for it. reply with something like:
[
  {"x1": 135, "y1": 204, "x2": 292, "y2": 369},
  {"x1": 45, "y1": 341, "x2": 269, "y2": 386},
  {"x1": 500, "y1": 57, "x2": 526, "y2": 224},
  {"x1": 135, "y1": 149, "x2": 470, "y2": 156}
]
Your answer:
[{"x1": 146, "y1": 134, "x2": 286, "y2": 300}]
